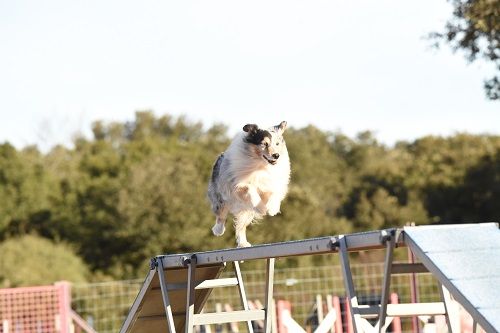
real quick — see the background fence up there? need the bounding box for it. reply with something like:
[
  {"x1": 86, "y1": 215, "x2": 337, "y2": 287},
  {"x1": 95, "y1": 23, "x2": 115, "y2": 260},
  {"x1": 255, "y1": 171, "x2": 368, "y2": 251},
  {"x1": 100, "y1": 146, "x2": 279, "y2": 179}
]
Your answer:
[
  {"x1": 0, "y1": 282, "x2": 96, "y2": 333},
  {"x1": 71, "y1": 254, "x2": 442, "y2": 333}
]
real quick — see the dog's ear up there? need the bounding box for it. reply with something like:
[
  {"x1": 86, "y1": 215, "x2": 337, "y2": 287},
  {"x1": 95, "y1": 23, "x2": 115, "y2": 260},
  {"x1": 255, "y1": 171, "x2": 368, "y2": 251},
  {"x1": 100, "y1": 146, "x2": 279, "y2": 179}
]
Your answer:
[
  {"x1": 243, "y1": 124, "x2": 259, "y2": 133},
  {"x1": 276, "y1": 121, "x2": 287, "y2": 133}
]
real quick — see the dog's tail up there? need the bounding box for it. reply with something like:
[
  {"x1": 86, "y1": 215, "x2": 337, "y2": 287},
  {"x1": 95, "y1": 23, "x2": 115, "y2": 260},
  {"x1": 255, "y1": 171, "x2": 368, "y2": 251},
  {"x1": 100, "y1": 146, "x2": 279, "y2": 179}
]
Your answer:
[
  {"x1": 210, "y1": 153, "x2": 224, "y2": 184},
  {"x1": 208, "y1": 153, "x2": 225, "y2": 214}
]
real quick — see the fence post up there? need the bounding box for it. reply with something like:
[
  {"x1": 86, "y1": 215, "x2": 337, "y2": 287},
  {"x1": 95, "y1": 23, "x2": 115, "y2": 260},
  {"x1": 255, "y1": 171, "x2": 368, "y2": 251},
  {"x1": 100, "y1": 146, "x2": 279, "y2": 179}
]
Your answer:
[
  {"x1": 390, "y1": 293, "x2": 402, "y2": 333},
  {"x1": 55, "y1": 281, "x2": 72, "y2": 333},
  {"x1": 332, "y1": 296, "x2": 343, "y2": 333},
  {"x1": 276, "y1": 300, "x2": 292, "y2": 333}
]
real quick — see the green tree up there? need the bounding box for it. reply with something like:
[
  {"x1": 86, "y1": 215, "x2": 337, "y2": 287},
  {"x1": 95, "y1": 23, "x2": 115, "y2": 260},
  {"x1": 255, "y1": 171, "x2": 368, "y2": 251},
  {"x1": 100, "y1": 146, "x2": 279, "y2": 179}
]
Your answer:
[
  {"x1": 2, "y1": 112, "x2": 500, "y2": 280},
  {"x1": 0, "y1": 144, "x2": 54, "y2": 238},
  {"x1": 430, "y1": 0, "x2": 500, "y2": 99},
  {"x1": 424, "y1": 148, "x2": 500, "y2": 223},
  {"x1": 0, "y1": 235, "x2": 90, "y2": 287}
]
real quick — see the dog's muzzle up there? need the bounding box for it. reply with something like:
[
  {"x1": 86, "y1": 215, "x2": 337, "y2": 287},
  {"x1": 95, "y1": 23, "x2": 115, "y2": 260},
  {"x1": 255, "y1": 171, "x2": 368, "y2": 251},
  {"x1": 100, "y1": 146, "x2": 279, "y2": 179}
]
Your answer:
[{"x1": 263, "y1": 155, "x2": 278, "y2": 165}]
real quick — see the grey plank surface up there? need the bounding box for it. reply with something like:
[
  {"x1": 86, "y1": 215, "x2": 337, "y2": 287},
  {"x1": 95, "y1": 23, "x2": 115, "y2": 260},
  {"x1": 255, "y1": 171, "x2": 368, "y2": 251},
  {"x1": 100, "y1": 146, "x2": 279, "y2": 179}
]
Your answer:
[
  {"x1": 157, "y1": 229, "x2": 400, "y2": 268},
  {"x1": 424, "y1": 250, "x2": 500, "y2": 279},
  {"x1": 404, "y1": 223, "x2": 500, "y2": 333},
  {"x1": 452, "y1": 278, "x2": 500, "y2": 308}
]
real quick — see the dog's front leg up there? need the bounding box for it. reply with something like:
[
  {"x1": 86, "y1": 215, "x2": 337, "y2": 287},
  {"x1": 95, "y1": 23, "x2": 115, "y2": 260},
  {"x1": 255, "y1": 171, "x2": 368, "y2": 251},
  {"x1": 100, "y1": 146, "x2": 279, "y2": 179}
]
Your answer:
[
  {"x1": 266, "y1": 194, "x2": 282, "y2": 216},
  {"x1": 236, "y1": 185, "x2": 267, "y2": 215}
]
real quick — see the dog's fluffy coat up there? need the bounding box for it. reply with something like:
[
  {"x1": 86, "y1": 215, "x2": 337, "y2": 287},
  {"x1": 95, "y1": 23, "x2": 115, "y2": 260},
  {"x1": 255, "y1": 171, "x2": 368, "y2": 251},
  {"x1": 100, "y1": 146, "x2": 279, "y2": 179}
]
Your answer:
[{"x1": 207, "y1": 121, "x2": 291, "y2": 247}]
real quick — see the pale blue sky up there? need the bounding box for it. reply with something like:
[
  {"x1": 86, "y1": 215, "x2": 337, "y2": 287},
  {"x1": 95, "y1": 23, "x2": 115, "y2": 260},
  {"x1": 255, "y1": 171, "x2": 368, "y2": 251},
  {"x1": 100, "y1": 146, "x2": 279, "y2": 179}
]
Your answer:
[{"x1": 1, "y1": 0, "x2": 498, "y2": 151}]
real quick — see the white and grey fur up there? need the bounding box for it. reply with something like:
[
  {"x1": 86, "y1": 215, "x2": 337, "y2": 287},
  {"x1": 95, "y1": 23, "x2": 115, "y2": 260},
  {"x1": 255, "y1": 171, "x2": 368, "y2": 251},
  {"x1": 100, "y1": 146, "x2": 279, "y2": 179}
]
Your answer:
[{"x1": 207, "y1": 121, "x2": 291, "y2": 247}]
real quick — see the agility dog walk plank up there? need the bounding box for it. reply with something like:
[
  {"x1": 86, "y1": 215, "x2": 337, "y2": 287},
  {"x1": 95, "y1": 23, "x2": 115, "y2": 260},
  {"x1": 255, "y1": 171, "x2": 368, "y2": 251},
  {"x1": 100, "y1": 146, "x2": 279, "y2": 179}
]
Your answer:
[
  {"x1": 156, "y1": 231, "x2": 396, "y2": 269},
  {"x1": 120, "y1": 230, "x2": 395, "y2": 333},
  {"x1": 404, "y1": 223, "x2": 500, "y2": 333}
]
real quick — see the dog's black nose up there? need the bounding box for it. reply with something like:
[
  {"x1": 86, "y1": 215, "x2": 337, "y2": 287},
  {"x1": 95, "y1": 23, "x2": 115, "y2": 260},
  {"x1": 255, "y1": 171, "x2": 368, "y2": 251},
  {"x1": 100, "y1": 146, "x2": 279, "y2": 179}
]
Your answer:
[{"x1": 272, "y1": 153, "x2": 280, "y2": 159}]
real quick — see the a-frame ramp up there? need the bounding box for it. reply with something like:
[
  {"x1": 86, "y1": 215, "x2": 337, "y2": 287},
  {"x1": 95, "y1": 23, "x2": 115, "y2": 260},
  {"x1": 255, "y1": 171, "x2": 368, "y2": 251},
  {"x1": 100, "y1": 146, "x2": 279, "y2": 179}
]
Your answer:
[{"x1": 404, "y1": 223, "x2": 500, "y2": 332}]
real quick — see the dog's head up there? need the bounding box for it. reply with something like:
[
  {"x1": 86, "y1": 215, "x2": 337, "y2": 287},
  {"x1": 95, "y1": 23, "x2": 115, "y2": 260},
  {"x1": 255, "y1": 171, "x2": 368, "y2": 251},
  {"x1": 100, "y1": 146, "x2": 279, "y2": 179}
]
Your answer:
[{"x1": 242, "y1": 121, "x2": 288, "y2": 165}]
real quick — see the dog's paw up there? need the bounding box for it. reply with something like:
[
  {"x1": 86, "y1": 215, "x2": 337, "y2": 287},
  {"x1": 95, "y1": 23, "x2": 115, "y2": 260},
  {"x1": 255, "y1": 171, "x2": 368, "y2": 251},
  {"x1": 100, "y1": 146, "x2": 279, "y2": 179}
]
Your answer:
[
  {"x1": 266, "y1": 198, "x2": 281, "y2": 216},
  {"x1": 212, "y1": 223, "x2": 225, "y2": 236},
  {"x1": 267, "y1": 207, "x2": 281, "y2": 216},
  {"x1": 237, "y1": 241, "x2": 252, "y2": 248}
]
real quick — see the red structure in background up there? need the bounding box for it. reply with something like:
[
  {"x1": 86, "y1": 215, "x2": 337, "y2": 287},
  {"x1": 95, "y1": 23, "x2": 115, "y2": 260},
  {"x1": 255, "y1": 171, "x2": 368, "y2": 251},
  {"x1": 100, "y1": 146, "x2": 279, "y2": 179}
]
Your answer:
[
  {"x1": 0, "y1": 282, "x2": 95, "y2": 333},
  {"x1": 389, "y1": 293, "x2": 402, "y2": 333},
  {"x1": 276, "y1": 293, "x2": 403, "y2": 333},
  {"x1": 276, "y1": 300, "x2": 292, "y2": 333},
  {"x1": 332, "y1": 296, "x2": 342, "y2": 333}
]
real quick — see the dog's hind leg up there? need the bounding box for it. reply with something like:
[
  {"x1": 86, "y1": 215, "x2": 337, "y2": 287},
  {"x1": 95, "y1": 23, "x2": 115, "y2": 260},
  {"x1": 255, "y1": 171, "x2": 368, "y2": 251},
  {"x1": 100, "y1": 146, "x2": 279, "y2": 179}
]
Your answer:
[
  {"x1": 212, "y1": 204, "x2": 229, "y2": 236},
  {"x1": 234, "y1": 211, "x2": 255, "y2": 248}
]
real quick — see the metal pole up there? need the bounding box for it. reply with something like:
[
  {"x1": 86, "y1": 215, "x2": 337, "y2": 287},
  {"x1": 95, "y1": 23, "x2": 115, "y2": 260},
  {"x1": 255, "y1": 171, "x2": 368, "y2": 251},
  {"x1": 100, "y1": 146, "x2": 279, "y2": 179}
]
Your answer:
[
  {"x1": 264, "y1": 258, "x2": 275, "y2": 333},
  {"x1": 339, "y1": 236, "x2": 361, "y2": 333},
  {"x1": 378, "y1": 231, "x2": 395, "y2": 333},
  {"x1": 185, "y1": 256, "x2": 197, "y2": 333},
  {"x1": 233, "y1": 261, "x2": 254, "y2": 333},
  {"x1": 157, "y1": 260, "x2": 177, "y2": 333}
]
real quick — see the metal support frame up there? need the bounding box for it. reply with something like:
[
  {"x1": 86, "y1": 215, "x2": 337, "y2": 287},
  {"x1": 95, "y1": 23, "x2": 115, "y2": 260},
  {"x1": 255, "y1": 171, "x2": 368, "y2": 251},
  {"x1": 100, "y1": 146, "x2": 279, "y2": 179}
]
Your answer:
[
  {"x1": 264, "y1": 258, "x2": 275, "y2": 333},
  {"x1": 121, "y1": 223, "x2": 499, "y2": 333},
  {"x1": 338, "y1": 235, "x2": 363, "y2": 333},
  {"x1": 234, "y1": 261, "x2": 254, "y2": 333},
  {"x1": 338, "y1": 229, "x2": 459, "y2": 333},
  {"x1": 378, "y1": 230, "x2": 395, "y2": 333},
  {"x1": 339, "y1": 231, "x2": 397, "y2": 333},
  {"x1": 185, "y1": 256, "x2": 197, "y2": 333},
  {"x1": 157, "y1": 259, "x2": 177, "y2": 333}
]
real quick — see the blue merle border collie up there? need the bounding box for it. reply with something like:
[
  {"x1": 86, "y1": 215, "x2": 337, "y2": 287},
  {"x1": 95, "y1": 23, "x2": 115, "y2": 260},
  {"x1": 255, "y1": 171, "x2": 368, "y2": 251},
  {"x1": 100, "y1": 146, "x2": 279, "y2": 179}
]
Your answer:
[{"x1": 207, "y1": 121, "x2": 291, "y2": 247}]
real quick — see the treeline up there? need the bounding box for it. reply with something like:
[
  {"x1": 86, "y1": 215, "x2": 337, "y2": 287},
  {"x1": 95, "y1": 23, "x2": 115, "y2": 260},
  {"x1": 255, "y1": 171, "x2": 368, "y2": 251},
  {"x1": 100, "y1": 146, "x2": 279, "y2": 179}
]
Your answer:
[{"x1": 1, "y1": 111, "x2": 499, "y2": 284}]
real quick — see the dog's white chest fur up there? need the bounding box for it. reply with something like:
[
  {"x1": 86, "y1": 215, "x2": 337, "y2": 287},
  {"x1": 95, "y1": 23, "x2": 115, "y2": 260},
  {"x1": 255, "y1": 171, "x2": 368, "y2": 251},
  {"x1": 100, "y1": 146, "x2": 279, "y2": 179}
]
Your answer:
[{"x1": 243, "y1": 167, "x2": 287, "y2": 194}]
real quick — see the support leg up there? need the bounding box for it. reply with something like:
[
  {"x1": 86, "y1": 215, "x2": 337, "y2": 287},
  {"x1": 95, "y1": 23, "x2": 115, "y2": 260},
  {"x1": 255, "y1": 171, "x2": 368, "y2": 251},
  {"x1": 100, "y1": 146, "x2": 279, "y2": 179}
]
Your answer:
[
  {"x1": 233, "y1": 261, "x2": 254, "y2": 333},
  {"x1": 264, "y1": 258, "x2": 275, "y2": 333},
  {"x1": 185, "y1": 256, "x2": 198, "y2": 333},
  {"x1": 157, "y1": 260, "x2": 177, "y2": 333},
  {"x1": 378, "y1": 231, "x2": 395, "y2": 333},
  {"x1": 339, "y1": 236, "x2": 363, "y2": 333}
]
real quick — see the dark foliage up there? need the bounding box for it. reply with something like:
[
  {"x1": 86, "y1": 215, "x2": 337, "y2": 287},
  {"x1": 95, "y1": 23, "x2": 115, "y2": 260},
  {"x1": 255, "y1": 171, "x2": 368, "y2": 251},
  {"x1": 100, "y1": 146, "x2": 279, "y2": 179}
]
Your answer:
[
  {"x1": 1, "y1": 112, "x2": 499, "y2": 280},
  {"x1": 430, "y1": 0, "x2": 500, "y2": 99}
]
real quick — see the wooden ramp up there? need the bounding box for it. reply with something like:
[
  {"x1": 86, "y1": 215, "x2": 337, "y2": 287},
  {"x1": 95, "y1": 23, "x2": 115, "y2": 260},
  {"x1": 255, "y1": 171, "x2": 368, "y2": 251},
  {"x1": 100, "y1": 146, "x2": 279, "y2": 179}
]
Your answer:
[{"x1": 120, "y1": 262, "x2": 225, "y2": 333}]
